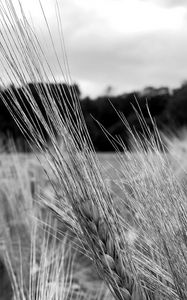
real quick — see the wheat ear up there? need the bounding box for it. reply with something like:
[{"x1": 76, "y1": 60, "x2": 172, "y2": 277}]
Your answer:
[{"x1": 72, "y1": 196, "x2": 145, "y2": 300}]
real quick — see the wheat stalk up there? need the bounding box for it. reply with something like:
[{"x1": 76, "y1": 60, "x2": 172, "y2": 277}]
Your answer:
[
  {"x1": 75, "y1": 200, "x2": 141, "y2": 300},
  {"x1": 0, "y1": 1, "x2": 184, "y2": 299}
]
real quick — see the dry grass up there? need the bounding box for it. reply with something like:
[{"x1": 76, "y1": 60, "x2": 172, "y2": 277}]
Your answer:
[
  {"x1": 0, "y1": 154, "x2": 114, "y2": 300},
  {"x1": 1, "y1": 1, "x2": 187, "y2": 300}
]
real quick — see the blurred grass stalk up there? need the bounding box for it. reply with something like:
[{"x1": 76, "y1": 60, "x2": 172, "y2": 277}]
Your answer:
[
  {"x1": 0, "y1": 0, "x2": 187, "y2": 299},
  {"x1": 0, "y1": 158, "x2": 112, "y2": 300}
]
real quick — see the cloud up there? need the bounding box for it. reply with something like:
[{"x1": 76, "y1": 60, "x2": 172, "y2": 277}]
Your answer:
[
  {"x1": 37, "y1": 28, "x2": 186, "y2": 96},
  {"x1": 67, "y1": 31, "x2": 187, "y2": 96},
  {"x1": 140, "y1": 0, "x2": 187, "y2": 8},
  {"x1": 1, "y1": 0, "x2": 187, "y2": 97},
  {"x1": 1, "y1": 22, "x2": 187, "y2": 97}
]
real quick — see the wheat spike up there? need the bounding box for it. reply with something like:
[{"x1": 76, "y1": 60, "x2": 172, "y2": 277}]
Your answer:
[{"x1": 77, "y1": 199, "x2": 145, "y2": 300}]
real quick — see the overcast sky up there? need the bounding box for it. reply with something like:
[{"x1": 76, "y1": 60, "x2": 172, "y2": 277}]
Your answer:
[{"x1": 2, "y1": 0, "x2": 187, "y2": 97}]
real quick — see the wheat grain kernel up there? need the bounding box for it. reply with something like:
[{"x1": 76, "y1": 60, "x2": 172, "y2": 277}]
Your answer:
[
  {"x1": 106, "y1": 237, "x2": 115, "y2": 257},
  {"x1": 119, "y1": 288, "x2": 131, "y2": 300},
  {"x1": 101, "y1": 254, "x2": 115, "y2": 270},
  {"x1": 81, "y1": 201, "x2": 93, "y2": 220},
  {"x1": 87, "y1": 220, "x2": 98, "y2": 234},
  {"x1": 98, "y1": 219, "x2": 108, "y2": 242}
]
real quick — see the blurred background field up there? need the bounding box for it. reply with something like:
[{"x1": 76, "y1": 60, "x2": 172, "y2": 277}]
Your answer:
[
  {"x1": 0, "y1": 151, "x2": 116, "y2": 300},
  {"x1": 0, "y1": 131, "x2": 187, "y2": 299}
]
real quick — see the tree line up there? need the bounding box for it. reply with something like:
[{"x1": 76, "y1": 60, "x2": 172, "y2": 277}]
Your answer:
[{"x1": 0, "y1": 81, "x2": 186, "y2": 152}]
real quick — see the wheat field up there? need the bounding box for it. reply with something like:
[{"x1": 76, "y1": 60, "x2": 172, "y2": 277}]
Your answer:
[
  {"x1": 0, "y1": 142, "x2": 187, "y2": 299},
  {"x1": 0, "y1": 0, "x2": 187, "y2": 300}
]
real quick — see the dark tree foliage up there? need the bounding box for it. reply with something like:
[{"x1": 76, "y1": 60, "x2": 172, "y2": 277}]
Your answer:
[
  {"x1": 167, "y1": 84, "x2": 187, "y2": 127},
  {"x1": 0, "y1": 82, "x2": 81, "y2": 151},
  {"x1": 1, "y1": 81, "x2": 187, "y2": 152},
  {"x1": 80, "y1": 89, "x2": 170, "y2": 151}
]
